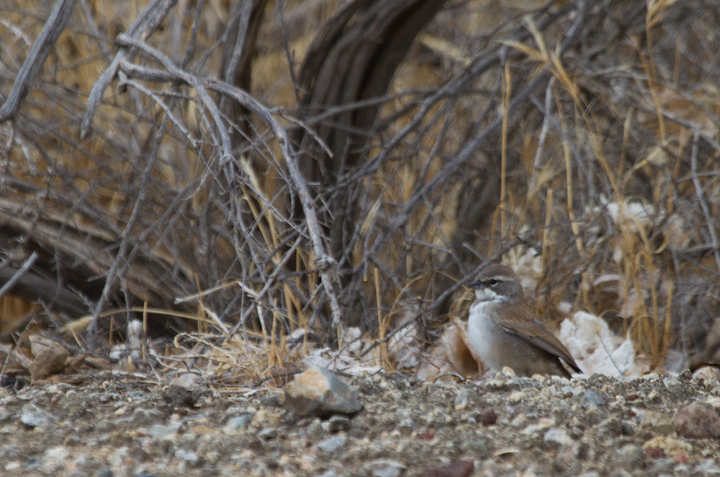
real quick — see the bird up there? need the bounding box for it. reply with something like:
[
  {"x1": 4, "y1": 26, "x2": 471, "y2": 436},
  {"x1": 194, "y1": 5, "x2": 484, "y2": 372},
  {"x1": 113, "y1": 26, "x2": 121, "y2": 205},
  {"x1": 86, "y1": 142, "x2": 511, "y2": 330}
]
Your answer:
[{"x1": 466, "y1": 263, "x2": 581, "y2": 378}]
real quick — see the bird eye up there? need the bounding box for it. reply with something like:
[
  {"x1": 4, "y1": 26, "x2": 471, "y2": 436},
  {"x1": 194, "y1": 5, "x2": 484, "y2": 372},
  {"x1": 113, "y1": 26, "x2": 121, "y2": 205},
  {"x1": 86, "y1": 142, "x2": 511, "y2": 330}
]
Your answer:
[{"x1": 488, "y1": 279, "x2": 498, "y2": 287}]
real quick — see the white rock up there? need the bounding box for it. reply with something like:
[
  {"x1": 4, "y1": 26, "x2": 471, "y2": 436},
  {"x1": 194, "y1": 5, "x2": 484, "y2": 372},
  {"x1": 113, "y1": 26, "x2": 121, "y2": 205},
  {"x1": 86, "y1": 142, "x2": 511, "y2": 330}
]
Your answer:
[{"x1": 544, "y1": 428, "x2": 573, "y2": 446}]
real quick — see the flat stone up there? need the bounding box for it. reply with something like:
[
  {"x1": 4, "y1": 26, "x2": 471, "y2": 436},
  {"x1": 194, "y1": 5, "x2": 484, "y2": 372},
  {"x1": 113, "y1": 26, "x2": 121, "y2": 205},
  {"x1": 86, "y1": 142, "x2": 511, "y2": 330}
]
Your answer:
[{"x1": 283, "y1": 366, "x2": 363, "y2": 418}]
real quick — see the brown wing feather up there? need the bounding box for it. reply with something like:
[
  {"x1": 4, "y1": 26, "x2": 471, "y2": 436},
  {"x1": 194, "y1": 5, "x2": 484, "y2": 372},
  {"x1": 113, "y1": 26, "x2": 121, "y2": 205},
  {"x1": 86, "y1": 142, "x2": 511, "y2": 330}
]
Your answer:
[{"x1": 498, "y1": 306, "x2": 581, "y2": 373}]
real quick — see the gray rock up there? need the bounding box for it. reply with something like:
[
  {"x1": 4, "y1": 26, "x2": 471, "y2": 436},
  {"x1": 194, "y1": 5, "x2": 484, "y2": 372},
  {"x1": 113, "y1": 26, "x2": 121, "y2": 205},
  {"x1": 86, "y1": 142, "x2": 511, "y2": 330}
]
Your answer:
[
  {"x1": 694, "y1": 459, "x2": 720, "y2": 475},
  {"x1": 283, "y1": 366, "x2": 363, "y2": 418},
  {"x1": 581, "y1": 390, "x2": 606, "y2": 408},
  {"x1": 621, "y1": 420, "x2": 637, "y2": 436},
  {"x1": 226, "y1": 413, "x2": 255, "y2": 431},
  {"x1": 20, "y1": 406, "x2": 53, "y2": 428},
  {"x1": 317, "y1": 435, "x2": 346, "y2": 453},
  {"x1": 175, "y1": 449, "x2": 199, "y2": 465},
  {"x1": 544, "y1": 428, "x2": 573, "y2": 447},
  {"x1": 306, "y1": 418, "x2": 325, "y2": 441},
  {"x1": 148, "y1": 422, "x2": 180, "y2": 440},
  {"x1": 257, "y1": 427, "x2": 278, "y2": 440}
]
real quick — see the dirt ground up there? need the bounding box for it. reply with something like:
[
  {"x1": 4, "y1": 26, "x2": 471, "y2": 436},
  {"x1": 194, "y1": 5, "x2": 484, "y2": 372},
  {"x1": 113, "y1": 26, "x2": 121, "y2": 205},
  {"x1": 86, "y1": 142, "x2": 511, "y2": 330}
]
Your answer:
[{"x1": 1, "y1": 369, "x2": 719, "y2": 477}]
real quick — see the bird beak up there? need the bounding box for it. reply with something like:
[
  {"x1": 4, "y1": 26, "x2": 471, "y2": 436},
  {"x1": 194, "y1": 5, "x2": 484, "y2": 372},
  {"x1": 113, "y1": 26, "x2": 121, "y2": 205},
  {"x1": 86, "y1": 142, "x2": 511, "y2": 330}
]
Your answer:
[{"x1": 467, "y1": 279, "x2": 481, "y2": 289}]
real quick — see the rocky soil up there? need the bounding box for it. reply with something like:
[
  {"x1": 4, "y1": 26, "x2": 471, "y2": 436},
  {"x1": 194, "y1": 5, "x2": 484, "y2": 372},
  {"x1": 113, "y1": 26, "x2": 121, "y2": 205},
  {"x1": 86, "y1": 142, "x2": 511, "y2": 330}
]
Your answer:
[{"x1": 1, "y1": 368, "x2": 720, "y2": 477}]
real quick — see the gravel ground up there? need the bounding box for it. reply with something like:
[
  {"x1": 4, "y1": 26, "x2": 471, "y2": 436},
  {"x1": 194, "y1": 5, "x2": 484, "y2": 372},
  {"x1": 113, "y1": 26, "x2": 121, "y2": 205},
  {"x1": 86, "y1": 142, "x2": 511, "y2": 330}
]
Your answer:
[{"x1": 1, "y1": 369, "x2": 720, "y2": 477}]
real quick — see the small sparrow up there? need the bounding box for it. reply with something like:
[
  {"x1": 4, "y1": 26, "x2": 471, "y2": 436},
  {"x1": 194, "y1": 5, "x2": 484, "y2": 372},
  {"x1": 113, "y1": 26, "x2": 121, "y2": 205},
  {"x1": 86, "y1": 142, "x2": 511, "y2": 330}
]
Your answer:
[{"x1": 466, "y1": 264, "x2": 581, "y2": 378}]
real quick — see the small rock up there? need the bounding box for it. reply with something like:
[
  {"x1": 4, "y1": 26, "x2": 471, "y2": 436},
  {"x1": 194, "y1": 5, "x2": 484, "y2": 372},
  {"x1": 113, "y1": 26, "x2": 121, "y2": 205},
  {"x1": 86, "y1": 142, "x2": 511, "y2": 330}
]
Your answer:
[
  {"x1": 20, "y1": 406, "x2": 53, "y2": 428},
  {"x1": 642, "y1": 436, "x2": 691, "y2": 457},
  {"x1": 370, "y1": 460, "x2": 406, "y2": 477},
  {"x1": 257, "y1": 427, "x2": 278, "y2": 440},
  {"x1": 673, "y1": 402, "x2": 720, "y2": 438},
  {"x1": 283, "y1": 366, "x2": 363, "y2": 418},
  {"x1": 638, "y1": 410, "x2": 674, "y2": 437},
  {"x1": 171, "y1": 372, "x2": 200, "y2": 390},
  {"x1": 693, "y1": 366, "x2": 720, "y2": 382},
  {"x1": 479, "y1": 410, "x2": 497, "y2": 426},
  {"x1": 317, "y1": 435, "x2": 346, "y2": 453},
  {"x1": 544, "y1": 428, "x2": 573, "y2": 447},
  {"x1": 30, "y1": 343, "x2": 69, "y2": 381},
  {"x1": 615, "y1": 444, "x2": 644, "y2": 470},
  {"x1": 225, "y1": 413, "x2": 255, "y2": 432},
  {"x1": 561, "y1": 386, "x2": 582, "y2": 397},
  {"x1": 328, "y1": 415, "x2": 351, "y2": 433},
  {"x1": 251, "y1": 409, "x2": 282, "y2": 428},
  {"x1": 148, "y1": 422, "x2": 180, "y2": 440},
  {"x1": 318, "y1": 471, "x2": 339, "y2": 477},
  {"x1": 162, "y1": 385, "x2": 197, "y2": 407},
  {"x1": 621, "y1": 420, "x2": 637, "y2": 436},
  {"x1": 580, "y1": 390, "x2": 606, "y2": 409},
  {"x1": 420, "y1": 459, "x2": 474, "y2": 477},
  {"x1": 175, "y1": 449, "x2": 199, "y2": 465},
  {"x1": 694, "y1": 459, "x2": 720, "y2": 475},
  {"x1": 261, "y1": 391, "x2": 283, "y2": 407},
  {"x1": 454, "y1": 391, "x2": 469, "y2": 411},
  {"x1": 305, "y1": 418, "x2": 325, "y2": 441},
  {"x1": 708, "y1": 397, "x2": 720, "y2": 411}
]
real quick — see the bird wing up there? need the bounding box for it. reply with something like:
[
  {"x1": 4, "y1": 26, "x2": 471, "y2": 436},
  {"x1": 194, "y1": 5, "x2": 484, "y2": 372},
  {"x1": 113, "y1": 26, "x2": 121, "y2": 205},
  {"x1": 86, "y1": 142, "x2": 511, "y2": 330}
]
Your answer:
[{"x1": 498, "y1": 309, "x2": 581, "y2": 374}]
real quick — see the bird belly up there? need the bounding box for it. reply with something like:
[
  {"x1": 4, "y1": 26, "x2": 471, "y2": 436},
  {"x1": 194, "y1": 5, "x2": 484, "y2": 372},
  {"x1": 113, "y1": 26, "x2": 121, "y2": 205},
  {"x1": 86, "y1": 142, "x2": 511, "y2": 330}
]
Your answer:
[{"x1": 467, "y1": 301, "x2": 506, "y2": 372}]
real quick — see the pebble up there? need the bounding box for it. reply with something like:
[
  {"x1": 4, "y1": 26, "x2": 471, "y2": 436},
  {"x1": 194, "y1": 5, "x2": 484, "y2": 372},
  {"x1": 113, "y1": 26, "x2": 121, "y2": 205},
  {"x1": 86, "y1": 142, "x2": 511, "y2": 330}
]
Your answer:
[
  {"x1": 544, "y1": 428, "x2": 573, "y2": 447},
  {"x1": 225, "y1": 413, "x2": 255, "y2": 431},
  {"x1": 148, "y1": 422, "x2": 180, "y2": 440},
  {"x1": 20, "y1": 406, "x2": 52, "y2": 428},
  {"x1": 638, "y1": 410, "x2": 674, "y2": 437},
  {"x1": 257, "y1": 427, "x2": 278, "y2": 440},
  {"x1": 317, "y1": 435, "x2": 346, "y2": 453},
  {"x1": 306, "y1": 418, "x2": 325, "y2": 441},
  {"x1": 693, "y1": 366, "x2": 720, "y2": 382},
  {"x1": 694, "y1": 459, "x2": 720, "y2": 475},
  {"x1": 175, "y1": 449, "x2": 199, "y2": 464},
  {"x1": 642, "y1": 436, "x2": 691, "y2": 457},
  {"x1": 283, "y1": 366, "x2": 363, "y2": 418},
  {"x1": 581, "y1": 390, "x2": 606, "y2": 408},
  {"x1": 454, "y1": 391, "x2": 469, "y2": 411},
  {"x1": 673, "y1": 402, "x2": 720, "y2": 438},
  {"x1": 369, "y1": 460, "x2": 407, "y2": 477},
  {"x1": 615, "y1": 444, "x2": 644, "y2": 470}
]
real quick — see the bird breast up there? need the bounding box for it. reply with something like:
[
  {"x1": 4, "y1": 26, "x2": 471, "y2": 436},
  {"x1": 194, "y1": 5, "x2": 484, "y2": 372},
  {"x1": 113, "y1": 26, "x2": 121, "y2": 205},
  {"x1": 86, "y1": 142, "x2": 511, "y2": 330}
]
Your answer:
[{"x1": 467, "y1": 300, "x2": 503, "y2": 370}]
